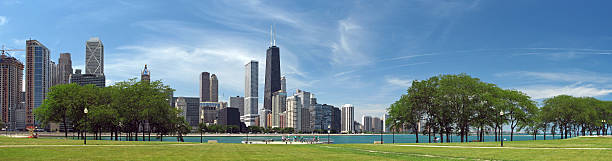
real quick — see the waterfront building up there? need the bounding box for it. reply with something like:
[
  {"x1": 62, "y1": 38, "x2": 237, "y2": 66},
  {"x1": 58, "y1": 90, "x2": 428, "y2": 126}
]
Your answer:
[
  {"x1": 279, "y1": 112, "x2": 287, "y2": 128},
  {"x1": 331, "y1": 106, "x2": 341, "y2": 132},
  {"x1": 217, "y1": 107, "x2": 241, "y2": 128},
  {"x1": 58, "y1": 53, "x2": 72, "y2": 84},
  {"x1": 301, "y1": 108, "x2": 311, "y2": 132},
  {"x1": 362, "y1": 116, "x2": 372, "y2": 132},
  {"x1": 0, "y1": 54, "x2": 23, "y2": 129},
  {"x1": 229, "y1": 96, "x2": 244, "y2": 116},
  {"x1": 141, "y1": 64, "x2": 150, "y2": 83},
  {"x1": 310, "y1": 104, "x2": 332, "y2": 131},
  {"x1": 260, "y1": 109, "x2": 271, "y2": 128},
  {"x1": 341, "y1": 104, "x2": 354, "y2": 133},
  {"x1": 69, "y1": 69, "x2": 105, "y2": 87},
  {"x1": 200, "y1": 102, "x2": 221, "y2": 124},
  {"x1": 170, "y1": 97, "x2": 200, "y2": 128},
  {"x1": 354, "y1": 121, "x2": 362, "y2": 133},
  {"x1": 199, "y1": 72, "x2": 210, "y2": 102},
  {"x1": 264, "y1": 26, "x2": 281, "y2": 112},
  {"x1": 244, "y1": 60, "x2": 258, "y2": 127},
  {"x1": 26, "y1": 40, "x2": 50, "y2": 126},
  {"x1": 85, "y1": 37, "x2": 104, "y2": 75},
  {"x1": 175, "y1": 97, "x2": 187, "y2": 118},
  {"x1": 286, "y1": 95, "x2": 301, "y2": 132},
  {"x1": 271, "y1": 90, "x2": 286, "y2": 128},
  {"x1": 210, "y1": 74, "x2": 218, "y2": 102},
  {"x1": 372, "y1": 117, "x2": 382, "y2": 132},
  {"x1": 382, "y1": 114, "x2": 390, "y2": 132}
]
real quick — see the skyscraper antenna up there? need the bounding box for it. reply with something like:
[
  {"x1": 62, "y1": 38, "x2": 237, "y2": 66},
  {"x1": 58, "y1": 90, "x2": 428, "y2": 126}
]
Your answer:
[
  {"x1": 273, "y1": 23, "x2": 277, "y2": 46},
  {"x1": 270, "y1": 25, "x2": 273, "y2": 47}
]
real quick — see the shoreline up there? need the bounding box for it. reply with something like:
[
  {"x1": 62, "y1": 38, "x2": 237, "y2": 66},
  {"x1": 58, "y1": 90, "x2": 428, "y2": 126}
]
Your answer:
[{"x1": 3, "y1": 132, "x2": 608, "y2": 138}]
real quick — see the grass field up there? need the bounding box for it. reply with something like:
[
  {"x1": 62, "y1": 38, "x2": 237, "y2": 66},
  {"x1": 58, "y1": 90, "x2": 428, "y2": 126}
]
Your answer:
[{"x1": 0, "y1": 136, "x2": 610, "y2": 160}]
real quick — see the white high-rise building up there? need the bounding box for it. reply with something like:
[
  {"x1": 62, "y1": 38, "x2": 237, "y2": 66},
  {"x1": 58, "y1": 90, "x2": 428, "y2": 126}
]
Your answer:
[
  {"x1": 244, "y1": 60, "x2": 259, "y2": 126},
  {"x1": 271, "y1": 90, "x2": 286, "y2": 128},
  {"x1": 286, "y1": 95, "x2": 301, "y2": 132},
  {"x1": 280, "y1": 76, "x2": 286, "y2": 92},
  {"x1": 175, "y1": 97, "x2": 187, "y2": 118},
  {"x1": 341, "y1": 104, "x2": 354, "y2": 134},
  {"x1": 85, "y1": 37, "x2": 104, "y2": 75},
  {"x1": 382, "y1": 114, "x2": 390, "y2": 132}
]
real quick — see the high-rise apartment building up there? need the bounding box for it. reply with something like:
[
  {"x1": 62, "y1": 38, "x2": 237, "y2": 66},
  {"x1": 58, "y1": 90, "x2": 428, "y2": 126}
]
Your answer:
[
  {"x1": 341, "y1": 104, "x2": 354, "y2": 133},
  {"x1": 26, "y1": 40, "x2": 50, "y2": 126},
  {"x1": 286, "y1": 95, "x2": 301, "y2": 132},
  {"x1": 199, "y1": 72, "x2": 210, "y2": 102},
  {"x1": 141, "y1": 64, "x2": 150, "y2": 83},
  {"x1": 244, "y1": 61, "x2": 258, "y2": 127},
  {"x1": 264, "y1": 28, "x2": 281, "y2": 111},
  {"x1": 362, "y1": 116, "x2": 372, "y2": 132},
  {"x1": 49, "y1": 61, "x2": 59, "y2": 87},
  {"x1": 85, "y1": 37, "x2": 103, "y2": 75},
  {"x1": 58, "y1": 53, "x2": 72, "y2": 84},
  {"x1": 0, "y1": 54, "x2": 23, "y2": 129},
  {"x1": 331, "y1": 106, "x2": 341, "y2": 133},
  {"x1": 371, "y1": 117, "x2": 382, "y2": 132},
  {"x1": 271, "y1": 90, "x2": 286, "y2": 128},
  {"x1": 210, "y1": 74, "x2": 218, "y2": 102}
]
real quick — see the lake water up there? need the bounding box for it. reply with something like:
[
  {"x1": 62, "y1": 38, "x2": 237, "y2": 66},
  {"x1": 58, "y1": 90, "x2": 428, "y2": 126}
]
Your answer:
[{"x1": 64, "y1": 134, "x2": 569, "y2": 144}]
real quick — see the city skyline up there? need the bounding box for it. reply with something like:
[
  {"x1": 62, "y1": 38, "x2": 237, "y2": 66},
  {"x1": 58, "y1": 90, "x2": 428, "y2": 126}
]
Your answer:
[{"x1": 2, "y1": 1, "x2": 612, "y2": 122}]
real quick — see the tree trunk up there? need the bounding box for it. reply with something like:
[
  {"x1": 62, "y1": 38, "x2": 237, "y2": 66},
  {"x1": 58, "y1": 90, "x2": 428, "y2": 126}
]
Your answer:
[
  {"x1": 63, "y1": 116, "x2": 68, "y2": 138},
  {"x1": 510, "y1": 127, "x2": 515, "y2": 141},
  {"x1": 415, "y1": 125, "x2": 419, "y2": 143}
]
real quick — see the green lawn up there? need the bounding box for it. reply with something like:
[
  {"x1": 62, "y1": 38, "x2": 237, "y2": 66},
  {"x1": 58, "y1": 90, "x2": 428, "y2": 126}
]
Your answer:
[{"x1": 0, "y1": 136, "x2": 610, "y2": 160}]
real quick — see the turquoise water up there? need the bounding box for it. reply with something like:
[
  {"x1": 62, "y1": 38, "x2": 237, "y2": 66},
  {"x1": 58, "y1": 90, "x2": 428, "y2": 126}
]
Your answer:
[{"x1": 64, "y1": 134, "x2": 569, "y2": 144}]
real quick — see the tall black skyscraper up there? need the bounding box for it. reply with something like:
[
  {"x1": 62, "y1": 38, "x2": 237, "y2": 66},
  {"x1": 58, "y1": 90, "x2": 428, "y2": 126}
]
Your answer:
[
  {"x1": 264, "y1": 26, "x2": 281, "y2": 111},
  {"x1": 200, "y1": 72, "x2": 210, "y2": 102}
]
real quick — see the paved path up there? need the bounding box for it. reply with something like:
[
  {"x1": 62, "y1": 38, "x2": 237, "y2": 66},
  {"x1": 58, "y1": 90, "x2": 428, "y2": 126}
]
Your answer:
[
  {"x1": 0, "y1": 144, "x2": 200, "y2": 148},
  {"x1": 397, "y1": 144, "x2": 612, "y2": 150}
]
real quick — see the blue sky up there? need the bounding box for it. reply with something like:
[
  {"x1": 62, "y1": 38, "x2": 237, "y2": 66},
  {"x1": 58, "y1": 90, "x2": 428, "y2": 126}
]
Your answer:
[{"x1": 1, "y1": 0, "x2": 612, "y2": 123}]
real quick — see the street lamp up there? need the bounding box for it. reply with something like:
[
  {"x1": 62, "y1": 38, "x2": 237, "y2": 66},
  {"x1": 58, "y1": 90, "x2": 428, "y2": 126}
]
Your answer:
[
  {"x1": 84, "y1": 108, "x2": 88, "y2": 145},
  {"x1": 499, "y1": 110, "x2": 504, "y2": 147},
  {"x1": 200, "y1": 115, "x2": 204, "y2": 143}
]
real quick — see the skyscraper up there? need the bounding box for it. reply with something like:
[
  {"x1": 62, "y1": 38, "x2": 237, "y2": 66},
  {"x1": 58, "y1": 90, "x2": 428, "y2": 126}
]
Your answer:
[
  {"x1": 0, "y1": 54, "x2": 23, "y2": 129},
  {"x1": 58, "y1": 53, "x2": 72, "y2": 84},
  {"x1": 264, "y1": 27, "x2": 281, "y2": 111},
  {"x1": 280, "y1": 76, "x2": 286, "y2": 92},
  {"x1": 141, "y1": 64, "x2": 150, "y2": 83},
  {"x1": 229, "y1": 96, "x2": 244, "y2": 116},
  {"x1": 271, "y1": 90, "x2": 286, "y2": 128},
  {"x1": 210, "y1": 74, "x2": 218, "y2": 102},
  {"x1": 199, "y1": 72, "x2": 210, "y2": 102},
  {"x1": 244, "y1": 60, "x2": 258, "y2": 126},
  {"x1": 175, "y1": 97, "x2": 187, "y2": 118},
  {"x1": 362, "y1": 116, "x2": 372, "y2": 132},
  {"x1": 341, "y1": 104, "x2": 354, "y2": 134},
  {"x1": 26, "y1": 40, "x2": 50, "y2": 126},
  {"x1": 85, "y1": 37, "x2": 104, "y2": 75},
  {"x1": 286, "y1": 95, "x2": 301, "y2": 132}
]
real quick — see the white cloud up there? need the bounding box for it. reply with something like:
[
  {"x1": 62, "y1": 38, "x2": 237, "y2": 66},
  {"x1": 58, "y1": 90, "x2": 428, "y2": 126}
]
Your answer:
[
  {"x1": 496, "y1": 71, "x2": 612, "y2": 84},
  {"x1": 0, "y1": 16, "x2": 7, "y2": 25},
  {"x1": 518, "y1": 83, "x2": 612, "y2": 99},
  {"x1": 386, "y1": 77, "x2": 412, "y2": 87},
  {"x1": 330, "y1": 18, "x2": 371, "y2": 66}
]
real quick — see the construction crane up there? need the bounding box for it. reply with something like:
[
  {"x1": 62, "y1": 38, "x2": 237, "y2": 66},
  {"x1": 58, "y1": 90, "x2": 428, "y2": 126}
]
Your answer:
[{"x1": 1, "y1": 45, "x2": 25, "y2": 57}]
